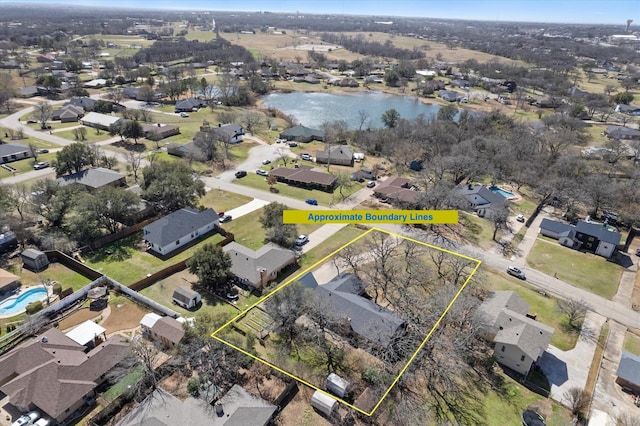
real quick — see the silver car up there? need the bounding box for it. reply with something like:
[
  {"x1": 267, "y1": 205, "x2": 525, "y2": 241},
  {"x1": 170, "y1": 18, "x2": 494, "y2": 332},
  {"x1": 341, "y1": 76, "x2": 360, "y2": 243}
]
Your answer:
[{"x1": 507, "y1": 266, "x2": 526, "y2": 280}]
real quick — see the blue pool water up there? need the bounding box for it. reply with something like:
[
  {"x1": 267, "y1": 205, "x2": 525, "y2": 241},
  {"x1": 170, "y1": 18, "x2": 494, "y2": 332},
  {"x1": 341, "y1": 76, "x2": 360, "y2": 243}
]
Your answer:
[
  {"x1": 490, "y1": 186, "x2": 515, "y2": 199},
  {"x1": 0, "y1": 288, "x2": 47, "y2": 316}
]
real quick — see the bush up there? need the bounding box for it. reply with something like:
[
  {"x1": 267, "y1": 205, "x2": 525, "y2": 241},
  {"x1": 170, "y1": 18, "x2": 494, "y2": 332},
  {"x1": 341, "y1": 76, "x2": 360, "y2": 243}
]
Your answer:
[
  {"x1": 25, "y1": 301, "x2": 44, "y2": 315},
  {"x1": 52, "y1": 282, "x2": 62, "y2": 295},
  {"x1": 187, "y1": 378, "x2": 200, "y2": 395}
]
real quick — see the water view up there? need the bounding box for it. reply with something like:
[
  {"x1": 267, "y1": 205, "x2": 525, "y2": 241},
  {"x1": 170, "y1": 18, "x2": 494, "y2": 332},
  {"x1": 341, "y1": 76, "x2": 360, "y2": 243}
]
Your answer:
[{"x1": 262, "y1": 91, "x2": 445, "y2": 129}]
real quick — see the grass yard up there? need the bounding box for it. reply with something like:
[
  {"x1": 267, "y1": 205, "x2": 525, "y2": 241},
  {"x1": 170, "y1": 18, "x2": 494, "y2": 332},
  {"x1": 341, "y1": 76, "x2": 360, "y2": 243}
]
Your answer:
[
  {"x1": 298, "y1": 225, "x2": 368, "y2": 269},
  {"x1": 526, "y1": 239, "x2": 622, "y2": 299},
  {"x1": 102, "y1": 366, "x2": 144, "y2": 403},
  {"x1": 459, "y1": 212, "x2": 510, "y2": 250},
  {"x1": 84, "y1": 232, "x2": 225, "y2": 285},
  {"x1": 0, "y1": 152, "x2": 57, "y2": 178},
  {"x1": 56, "y1": 127, "x2": 114, "y2": 143},
  {"x1": 485, "y1": 268, "x2": 580, "y2": 350},
  {"x1": 200, "y1": 188, "x2": 252, "y2": 212},
  {"x1": 623, "y1": 332, "x2": 640, "y2": 355},
  {"x1": 6, "y1": 261, "x2": 92, "y2": 292}
]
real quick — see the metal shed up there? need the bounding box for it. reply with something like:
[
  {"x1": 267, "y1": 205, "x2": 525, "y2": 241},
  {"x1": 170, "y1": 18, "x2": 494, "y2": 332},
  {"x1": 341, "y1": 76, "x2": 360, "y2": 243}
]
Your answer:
[
  {"x1": 326, "y1": 373, "x2": 351, "y2": 398},
  {"x1": 311, "y1": 390, "x2": 337, "y2": 417}
]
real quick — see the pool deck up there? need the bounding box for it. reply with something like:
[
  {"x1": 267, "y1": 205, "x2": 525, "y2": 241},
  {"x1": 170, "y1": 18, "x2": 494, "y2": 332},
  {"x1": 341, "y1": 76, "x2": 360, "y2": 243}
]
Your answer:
[{"x1": 0, "y1": 285, "x2": 54, "y2": 319}]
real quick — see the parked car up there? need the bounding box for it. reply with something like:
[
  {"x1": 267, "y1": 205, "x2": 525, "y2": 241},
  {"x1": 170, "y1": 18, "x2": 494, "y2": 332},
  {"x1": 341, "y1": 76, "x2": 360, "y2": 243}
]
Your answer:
[
  {"x1": 288, "y1": 142, "x2": 298, "y2": 147},
  {"x1": 300, "y1": 153, "x2": 312, "y2": 161},
  {"x1": 33, "y1": 161, "x2": 50, "y2": 170},
  {"x1": 507, "y1": 266, "x2": 526, "y2": 280},
  {"x1": 11, "y1": 411, "x2": 40, "y2": 426},
  {"x1": 234, "y1": 170, "x2": 247, "y2": 178},
  {"x1": 36, "y1": 149, "x2": 49, "y2": 154},
  {"x1": 275, "y1": 138, "x2": 287, "y2": 143},
  {"x1": 366, "y1": 181, "x2": 376, "y2": 188},
  {"x1": 220, "y1": 214, "x2": 232, "y2": 223},
  {"x1": 179, "y1": 112, "x2": 189, "y2": 118},
  {"x1": 516, "y1": 214, "x2": 525, "y2": 223},
  {"x1": 305, "y1": 198, "x2": 318, "y2": 206},
  {"x1": 256, "y1": 169, "x2": 268, "y2": 176},
  {"x1": 295, "y1": 235, "x2": 309, "y2": 246},
  {"x1": 34, "y1": 419, "x2": 50, "y2": 426}
]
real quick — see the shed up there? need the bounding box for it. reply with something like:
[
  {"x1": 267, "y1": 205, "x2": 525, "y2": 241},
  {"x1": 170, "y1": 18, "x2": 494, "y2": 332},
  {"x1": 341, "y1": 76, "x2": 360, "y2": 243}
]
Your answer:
[
  {"x1": 172, "y1": 286, "x2": 201, "y2": 309},
  {"x1": 311, "y1": 391, "x2": 337, "y2": 417},
  {"x1": 65, "y1": 320, "x2": 106, "y2": 348},
  {"x1": 326, "y1": 373, "x2": 351, "y2": 398},
  {"x1": 140, "y1": 312, "x2": 162, "y2": 331},
  {"x1": 21, "y1": 249, "x2": 49, "y2": 272}
]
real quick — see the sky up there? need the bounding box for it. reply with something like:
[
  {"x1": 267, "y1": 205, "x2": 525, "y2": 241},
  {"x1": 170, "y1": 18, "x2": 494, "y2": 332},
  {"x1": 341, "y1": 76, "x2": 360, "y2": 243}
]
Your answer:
[{"x1": 2, "y1": 0, "x2": 638, "y2": 25}]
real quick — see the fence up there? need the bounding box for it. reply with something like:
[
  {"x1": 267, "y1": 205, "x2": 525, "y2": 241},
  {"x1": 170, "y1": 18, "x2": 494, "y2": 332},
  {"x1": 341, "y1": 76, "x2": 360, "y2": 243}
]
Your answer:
[
  {"x1": 128, "y1": 260, "x2": 188, "y2": 292},
  {"x1": 45, "y1": 250, "x2": 103, "y2": 280},
  {"x1": 89, "y1": 217, "x2": 157, "y2": 250},
  {"x1": 109, "y1": 278, "x2": 180, "y2": 318}
]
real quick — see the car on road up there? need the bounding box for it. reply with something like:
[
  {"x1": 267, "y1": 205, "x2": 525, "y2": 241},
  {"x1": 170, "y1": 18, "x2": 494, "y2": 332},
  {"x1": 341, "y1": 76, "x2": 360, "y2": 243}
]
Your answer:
[
  {"x1": 235, "y1": 170, "x2": 247, "y2": 178},
  {"x1": 33, "y1": 161, "x2": 50, "y2": 170},
  {"x1": 300, "y1": 153, "x2": 312, "y2": 161},
  {"x1": 262, "y1": 159, "x2": 271, "y2": 165},
  {"x1": 295, "y1": 235, "x2": 309, "y2": 246},
  {"x1": 288, "y1": 142, "x2": 298, "y2": 147},
  {"x1": 305, "y1": 198, "x2": 318, "y2": 206},
  {"x1": 256, "y1": 169, "x2": 268, "y2": 176},
  {"x1": 635, "y1": 248, "x2": 640, "y2": 257},
  {"x1": 507, "y1": 266, "x2": 526, "y2": 280},
  {"x1": 516, "y1": 214, "x2": 525, "y2": 223},
  {"x1": 366, "y1": 181, "x2": 376, "y2": 188},
  {"x1": 37, "y1": 149, "x2": 49, "y2": 154},
  {"x1": 179, "y1": 112, "x2": 189, "y2": 118},
  {"x1": 11, "y1": 411, "x2": 40, "y2": 426},
  {"x1": 220, "y1": 214, "x2": 232, "y2": 223}
]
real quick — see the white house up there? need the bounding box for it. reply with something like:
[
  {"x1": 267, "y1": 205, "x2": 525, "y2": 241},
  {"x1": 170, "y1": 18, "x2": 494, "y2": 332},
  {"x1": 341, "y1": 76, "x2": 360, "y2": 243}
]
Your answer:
[
  {"x1": 143, "y1": 207, "x2": 218, "y2": 256},
  {"x1": 81, "y1": 112, "x2": 121, "y2": 131}
]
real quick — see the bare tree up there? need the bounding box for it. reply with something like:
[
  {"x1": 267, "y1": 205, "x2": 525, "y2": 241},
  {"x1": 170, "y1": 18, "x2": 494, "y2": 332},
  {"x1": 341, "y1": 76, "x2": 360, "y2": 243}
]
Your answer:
[
  {"x1": 241, "y1": 111, "x2": 263, "y2": 136},
  {"x1": 276, "y1": 146, "x2": 290, "y2": 167},
  {"x1": 563, "y1": 387, "x2": 589, "y2": 421},
  {"x1": 130, "y1": 336, "x2": 160, "y2": 391},
  {"x1": 106, "y1": 87, "x2": 124, "y2": 106},
  {"x1": 127, "y1": 151, "x2": 143, "y2": 182},
  {"x1": 557, "y1": 298, "x2": 587, "y2": 330},
  {"x1": 7, "y1": 183, "x2": 30, "y2": 223},
  {"x1": 488, "y1": 203, "x2": 510, "y2": 241},
  {"x1": 357, "y1": 109, "x2": 370, "y2": 131},
  {"x1": 33, "y1": 101, "x2": 52, "y2": 130}
]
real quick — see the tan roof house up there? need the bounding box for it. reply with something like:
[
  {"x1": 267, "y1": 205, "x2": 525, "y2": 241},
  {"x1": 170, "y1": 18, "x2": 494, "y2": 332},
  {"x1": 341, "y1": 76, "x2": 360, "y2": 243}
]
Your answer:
[
  {"x1": 223, "y1": 242, "x2": 297, "y2": 290},
  {"x1": 150, "y1": 316, "x2": 185, "y2": 348},
  {"x1": 0, "y1": 268, "x2": 20, "y2": 294}
]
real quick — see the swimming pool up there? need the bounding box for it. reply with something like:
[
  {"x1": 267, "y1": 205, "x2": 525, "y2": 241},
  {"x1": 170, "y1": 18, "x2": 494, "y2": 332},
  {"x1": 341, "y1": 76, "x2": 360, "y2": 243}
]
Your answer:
[
  {"x1": 490, "y1": 186, "x2": 515, "y2": 199},
  {"x1": 0, "y1": 288, "x2": 47, "y2": 316}
]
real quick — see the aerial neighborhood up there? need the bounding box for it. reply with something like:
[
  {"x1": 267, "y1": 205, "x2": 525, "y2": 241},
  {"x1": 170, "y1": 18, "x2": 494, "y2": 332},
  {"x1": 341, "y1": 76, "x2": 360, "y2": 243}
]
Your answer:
[{"x1": 1, "y1": 3, "x2": 640, "y2": 426}]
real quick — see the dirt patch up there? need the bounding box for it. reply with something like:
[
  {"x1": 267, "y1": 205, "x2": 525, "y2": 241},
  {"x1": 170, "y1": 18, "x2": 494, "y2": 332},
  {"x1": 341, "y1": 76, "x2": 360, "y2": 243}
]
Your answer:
[
  {"x1": 102, "y1": 302, "x2": 147, "y2": 335},
  {"x1": 159, "y1": 369, "x2": 193, "y2": 400},
  {"x1": 58, "y1": 306, "x2": 104, "y2": 331},
  {"x1": 276, "y1": 386, "x2": 331, "y2": 426}
]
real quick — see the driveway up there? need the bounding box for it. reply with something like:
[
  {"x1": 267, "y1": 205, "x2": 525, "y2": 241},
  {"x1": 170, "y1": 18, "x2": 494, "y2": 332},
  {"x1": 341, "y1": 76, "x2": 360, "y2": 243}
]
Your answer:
[{"x1": 538, "y1": 311, "x2": 606, "y2": 406}]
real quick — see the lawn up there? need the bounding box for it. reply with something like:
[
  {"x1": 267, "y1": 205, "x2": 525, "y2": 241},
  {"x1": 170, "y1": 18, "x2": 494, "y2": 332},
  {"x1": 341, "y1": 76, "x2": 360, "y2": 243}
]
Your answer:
[
  {"x1": 0, "y1": 152, "x2": 58, "y2": 178},
  {"x1": 83, "y1": 232, "x2": 225, "y2": 285},
  {"x1": 221, "y1": 208, "x2": 321, "y2": 251},
  {"x1": 200, "y1": 188, "x2": 252, "y2": 212},
  {"x1": 298, "y1": 225, "x2": 368, "y2": 269},
  {"x1": 6, "y1": 261, "x2": 92, "y2": 292},
  {"x1": 56, "y1": 127, "x2": 114, "y2": 143},
  {"x1": 623, "y1": 332, "x2": 640, "y2": 355},
  {"x1": 102, "y1": 366, "x2": 144, "y2": 403},
  {"x1": 526, "y1": 239, "x2": 622, "y2": 299},
  {"x1": 485, "y1": 268, "x2": 580, "y2": 350},
  {"x1": 459, "y1": 212, "x2": 509, "y2": 250}
]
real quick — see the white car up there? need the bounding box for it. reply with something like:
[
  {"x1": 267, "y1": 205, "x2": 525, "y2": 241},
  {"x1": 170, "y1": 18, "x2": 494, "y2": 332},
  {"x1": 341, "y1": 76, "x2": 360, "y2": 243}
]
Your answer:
[
  {"x1": 34, "y1": 419, "x2": 50, "y2": 426},
  {"x1": 507, "y1": 266, "x2": 526, "y2": 280},
  {"x1": 516, "y1": 214, "x2": 525, "y2": 223},
  {"x1": 179, "y1": 112, "x2": 189, "y2": 118},
  {"x1": 11, "y1": 411, "x2": 39, "y2": 426},
  {"x1": 262, "y1": 159, "x2": 271, "y2": 165},
  {"x1": 256, "y1": 169, "x2": 268, "y2": 176},
  {"x1": 33, "y1": 161, "x2": 50, "y2": 170},
  {"x1": 295, "y1": 235, "x2": 309, "y2": 246},
  {"x1": 300, "y1": 153, "x2": 312, "y2": 161}
]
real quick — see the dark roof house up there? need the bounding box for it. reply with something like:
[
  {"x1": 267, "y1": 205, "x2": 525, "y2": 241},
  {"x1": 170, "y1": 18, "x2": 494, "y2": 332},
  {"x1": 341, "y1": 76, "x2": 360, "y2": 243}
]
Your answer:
[
  {"x1": 605, "y1": 126, "x2": 640, "y2": 140},
  {"x1": 539, "y1": 218, "x2": 621, "y2": 258},
  {"x1": 174, "y1": 97, "x2": 207, "y2": 112},
  {"x1": 143, "y1": 207, "x2": 218, "y2": 256},
  {"x1": 268, "y1": 166, "x2": 337, "y2": 192},
  {"x1": 616, "y1": 350, "x2": 640, "y2": 393},
  {"x1": 279, "y1": 125, "x2": 325, "y2": 143},
  {"x1": 141, "y1": 123, "x2": 180, "y2": 140},
  {"x1": 373, "y1": 176, "x2": 422, "y2": 207},
  {"x1": 454, "y1": 183, "x2": 507, "y2": 217},
  {"x1": 56, "y1": 167, "x2": 126, "y2": 191},
  {"x1": 0, "y1": 143, "x2": 31, "y2": 164},
  {"x1": 316, "y1": 145, "x2": 354, "y2": 166}
]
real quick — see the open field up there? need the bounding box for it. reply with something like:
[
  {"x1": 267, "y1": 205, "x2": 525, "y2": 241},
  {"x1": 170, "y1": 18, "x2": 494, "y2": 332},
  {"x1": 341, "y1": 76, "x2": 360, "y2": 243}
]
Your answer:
[
  {"x1": 200, "y1": 188, "x2": 252, "y2": 212},
  {"x1": 526, "y1": 238, "x2": 621, "y2": 299},
  {"x1": 56, "y1": 127, "x2": 114, "y2": 143}
]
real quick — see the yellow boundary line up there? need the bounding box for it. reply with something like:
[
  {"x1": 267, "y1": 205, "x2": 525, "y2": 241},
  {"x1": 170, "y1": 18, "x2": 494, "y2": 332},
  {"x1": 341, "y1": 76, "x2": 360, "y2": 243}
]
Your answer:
[{"x1": 212, "y1": 226, "x2": 481, "y2": 416}]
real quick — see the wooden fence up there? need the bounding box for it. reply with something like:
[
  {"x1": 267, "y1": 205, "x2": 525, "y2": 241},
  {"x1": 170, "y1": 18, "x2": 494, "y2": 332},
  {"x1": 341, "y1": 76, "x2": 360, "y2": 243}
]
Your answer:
[{"x1": 89, "y1": 217, "x2": 157, "y2": 250}]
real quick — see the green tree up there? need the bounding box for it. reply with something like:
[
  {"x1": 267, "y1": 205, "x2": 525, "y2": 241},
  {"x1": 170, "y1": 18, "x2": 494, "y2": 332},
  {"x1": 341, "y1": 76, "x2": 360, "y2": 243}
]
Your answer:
[
  {"x1": 36, "y1": 75, "x2": 61, "y2": 95},
  {"x1": 610, "y1": 91, "x2": 634, "y2": 105},
  {"x1": 260, "y1": 202, "x2": 298, "y2": 247},
  {"x1": 54, "y1": 142, "x2": 96, "y2": 176},
  {"x1": 122, "y1": 120, "x2": 143, "y2": 143},
  {"x1": 384, "y1": 69, "x2": 400, "y2": 87},
  {"x1": 72, "y1": 186, "x2": 140, "y2": 236},
  {"x1": 30, "y1": 180, "x2": 81, "y2": 228},
  {"x1": 187, "y1": 243, "x2": 232, "y2": 292},
  {"x1": 437, "y1": 104, "x2": 458, "y2": 122},
  {"x1": 141, "y1": 160, "x2": 205, "y2": 212},
  {"x1": 381, "y1": 108, "x2": 401, "y2": 128}
]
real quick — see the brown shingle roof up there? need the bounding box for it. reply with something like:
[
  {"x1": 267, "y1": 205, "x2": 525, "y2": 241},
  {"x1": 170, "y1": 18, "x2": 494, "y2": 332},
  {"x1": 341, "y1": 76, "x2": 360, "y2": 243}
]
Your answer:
[
  {"x1": 151, "y1": 317, "x2": 185, "y2": 345},
  {"x1": 269, "y1": 167, "x2": 337, "y2": 187}
]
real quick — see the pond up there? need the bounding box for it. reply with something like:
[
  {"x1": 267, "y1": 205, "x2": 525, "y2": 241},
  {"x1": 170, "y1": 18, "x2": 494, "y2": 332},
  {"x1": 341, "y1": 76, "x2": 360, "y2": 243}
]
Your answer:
[{"x1": 262, "y1": 91, "x2": 447, "y2": 129}]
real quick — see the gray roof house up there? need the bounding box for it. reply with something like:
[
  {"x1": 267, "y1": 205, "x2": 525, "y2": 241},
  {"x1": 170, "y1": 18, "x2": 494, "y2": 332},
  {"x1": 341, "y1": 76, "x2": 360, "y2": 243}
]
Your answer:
[
  {"x1": 117, "y1": 385, "x2": 277, "y2": 426},
  {"x1": 56, "y1": 167, "x2": 126, "y2": 191},
  {"x1": 174, "y1": 97, "x2": 207, "y2": 113},
  {"x1": 143, "y1": 207, "x2": 218, "y2": 257},
  {"x1": 223, "y1": 242, "x2": 297, "y2": 290},
  {"x1": 279, "y1": 125, "x2": 325, "y2": 143},
  {"x1": 476, "y1": 291, "x2": 553, "y2": 376},
  {"x1": 539, "y1": 219, "x2": 621, "y2": 258},
  {"x1": 311, "y1": 273, "x2": 407, "y2": 347},
  {"x1": 81, "y1": 112, "x2": 122, "y2": 130},
  {"x1": 604, "y1": 125, "x2": 640, "y2": 140},
  {"x1": 454, "y1": 183, "x2": 507, "y2": 217},
  {"x1": 0, "y1": 143, "x2": 31, "y2": 165},
  {"x1": 438, "y1": 90, "x2": 462, "y2": 102},
  {"x1": 616, "y1": 350, "x2": 640, "y2": 393},
  {"x1": 316, "y1": 145, "x2": 355, "y2": 166},
  {"x1": 201, "y1": 123, "x2": 245, "y2": 144}
]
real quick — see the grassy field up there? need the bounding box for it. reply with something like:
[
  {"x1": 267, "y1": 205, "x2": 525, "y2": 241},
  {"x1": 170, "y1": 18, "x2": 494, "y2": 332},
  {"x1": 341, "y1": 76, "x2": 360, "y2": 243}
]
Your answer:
[
  {"x1": 200, "y1": 188, "x2": 252, "y2": 212},
  {"x1": 485, "y1": 268, "x2": 580, "y2": 350},
  {"x1": 0, "y1": 152, "x2": 58, "y2": 178},
  {"x1": 6, "y1": 261, "x2": 92, "y2": 292},
  {"x1": 623, "y1": 332, "x2": 640, "y2": 355},
  {"x1": 298, "y1": 225, "x2": 368, "y2": 269},
  {"x1": 84, "y1": 232, "x2": 225, "y2": 285},
  {"x1": 55, "y1": 127, "x2": 114, "y2": 143},
  {"x1": 526, "y1": 239, "x2": 622, "y2": 299}
]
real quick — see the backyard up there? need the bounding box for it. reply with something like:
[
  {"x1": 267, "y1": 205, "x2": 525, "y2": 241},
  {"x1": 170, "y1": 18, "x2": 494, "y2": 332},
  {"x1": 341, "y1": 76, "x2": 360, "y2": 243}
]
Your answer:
[
  {"x1": 6, "y1": 261, "x2": 91, "y2": 292},
  {"x1": 526, "y1": 238, "x2": 622, "y2": 299}
]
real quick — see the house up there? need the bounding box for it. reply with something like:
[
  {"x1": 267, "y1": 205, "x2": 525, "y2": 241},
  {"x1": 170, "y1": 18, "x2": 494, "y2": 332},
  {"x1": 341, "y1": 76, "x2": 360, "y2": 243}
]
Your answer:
[
  {"x1": 0, "y1": 269, "x2": 20, "y2": 295},
  {"x1": 122, "y1": 86, "x2": 139, "y2": 99},
  {"x1": 0, "y1": 328, "x2": 130, "y2": 424},
  {"x1": 316, "y1": 145, "x2": 355, "y2": 166},
  {"x1": 80, "y1": 111, "x2": 122, "y2": 130},
  {"x1": 454, "y1": 183, "x2": 507, "y2": 217},
  {"x1": 141, "y1": 123, "x2": 180, "y2": 140},
  {"x1": 83, "y1": 78, "x2": 107, "y2": 89},
  {"x1": 351, "y1": 167, "x2": 375, "y2": 181},
  {"x1": 615, "y1": 104, "x2": 640, "y2": 115},
  {"x1": 0, "y1": 230, "x2": 17, "y2": 254},
  {"x1": 56, "y1": 167, "x2": 126, "y2": 191},
  {"x1": 21, "y1": 248, "x2": 49, "y2": 272},
  {"x1": 539, "y1": 219, "x2": 621, "y2": 258},
  {"x1": 332, "y1": 78, "x2": 359, "y2": 87},
  {"x1": 200, "y1": 122, "x2": 245, "y2": 144},
  {"x1": 143, "y1": 207, "x2": 219, "y2": 256},
  {"x1": 223, "y1": 242, "x2": 297, "y2": 290},
  {"x1": 52, "y1": 104, "x2": 84, "y2": 122},
  {"x1": 17, "y1": 86, "x2": 41, "y2": 98},
  {"x1": 268, "y1": 166, "x2": 337, "y2": 192},
  {"x1": 174, "y1": 97, "x2": 207, "y2": 113},
  {"x1": 616, "y1": 350, "x2": 640, "y2": 394},
  {"x1": 279, "y1": 125, "x2": 325, "y2": 143},
  {"x1": 150, "y1": 316, "x2": 185, "y2": 348},
  {"x1": 373, "y1": 176, "x2": 422, "y2": 207},
  {"x1": 66, "y1": 97, "x2": 97, "y2": 111},
  {"x1": 166, "y1": 141, "x2": 208, "y2": 161},
  {"x1": 0, "y1": 143, "x2": 31, "y2": 164},
  {"x1": 567, "y1": 87, "x2": 589, "y2": 98},
  {"x1": 604, "y1": 125, "x2": 640, "y2": 140},
  {"x1": 172, "y1": 286, "x2": 202, "y2": 309},
  {"x1": 65, "y1": 320, "x2": 107, "y2": 349},
  {"x1": 450, "y1": 79, "x2": 470, "y2": 88},
  {"x1": 476, "y1": 291, "x2": 553, "y2": 376},
  {"x1": 139, "y1": 312, "x2": 162, "y2": 333},
  {"x1": 307, "y1": 273, "x2": 407, "y2": 347},
  {"x1": 438, "y1": 90, "x2": 462, "y2": 102},
  {"x1": 116, "y1": 385, "x2": 277, "y2": 426}
]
